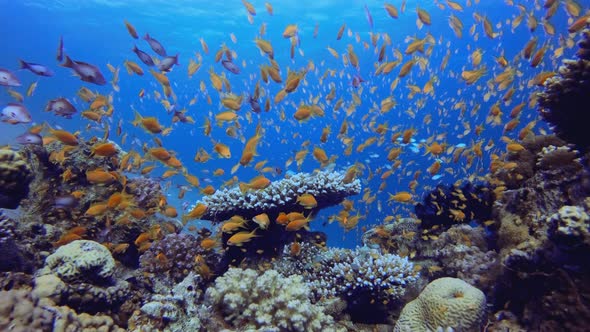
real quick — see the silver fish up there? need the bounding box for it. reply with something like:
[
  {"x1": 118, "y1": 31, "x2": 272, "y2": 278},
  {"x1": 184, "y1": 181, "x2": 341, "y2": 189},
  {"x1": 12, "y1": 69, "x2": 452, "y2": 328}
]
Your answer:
[
  {"x1": 15, "y1": 132, "x2": 42, "y2": 145},
  {"x1": 19, "y1": 59, "x2": 54, "y2": 77},
  {"x1": 143, "y1": 33, "x2": 167, "y2": 56},
  {"x1": 45, "y1": 98, "x2": 77, "y2": 118},
  {"x1": 157, "y1": 54, "x2": 179, "y2": 72},
  {"x1": 0, "y1": 68, "x2": 21, "y2": 86},
  {"x1": 132, "y1": 45, "x2": 155, "y2": 66},
  {"x1": 54, "y1": 195, "x2": 78, "y2": 209},
  {"x1": 221, "y1": 59, "x2": 240, "y2": 74},
  {"x1": 61, "y1": 56, "x2": 106, "y2": 85},
  {"x1": 1, "y1": 103, "x2": 31, "y2": 124}
]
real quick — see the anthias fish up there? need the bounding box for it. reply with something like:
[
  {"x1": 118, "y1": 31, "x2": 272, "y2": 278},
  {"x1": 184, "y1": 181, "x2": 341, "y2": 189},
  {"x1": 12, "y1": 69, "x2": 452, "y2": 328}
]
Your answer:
[{"x1": 61, "y1": 56, "x2": 106, "y2": 85}]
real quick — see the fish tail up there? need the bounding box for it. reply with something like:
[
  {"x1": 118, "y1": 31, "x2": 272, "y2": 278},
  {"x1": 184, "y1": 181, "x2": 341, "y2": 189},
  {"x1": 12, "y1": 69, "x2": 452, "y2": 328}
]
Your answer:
[
  {"x1": 61, "y1": 55, "x2": 74, "y2": 68},
  {"x1": 132, "y1": 44, "x2": 138, "y2": 53},
  {"x1": 143, "y1": 33, "x2": 150, "y2": 41},
  {"x1": 131, "y1": 110, "x2": 142, "y2": 127},
  {"x1": 239, "y1": 182, "x2": 249, "y2": 193},
  {"x1": 18, "y1": 59, "x2": 27, "y2": 69}
]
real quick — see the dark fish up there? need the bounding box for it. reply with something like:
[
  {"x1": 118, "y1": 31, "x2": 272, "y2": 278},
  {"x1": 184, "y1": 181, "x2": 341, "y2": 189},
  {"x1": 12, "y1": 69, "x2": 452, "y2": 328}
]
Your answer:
[
  {"x1": 1, "y1": 103, "x2": 32, "y2": 124},
  {"x1": 157, "y1": 54, "x2": 179, "y2": 72},
  {"x1": 364, "y1": 4, "x2": 374, "y2": 29},
  {"x1": 352, "y1": 75, "x2": 365, "y2": 88},
  {"x1": 56, "y1": 35, "x2": 64, "y2": 62},
  {"x1": 16, "y1": 132, "x2": 42, "y2": 145},
  {"x1": 0, "y1": 68, "x2": 21, "y2": 86},
  {"x1": 132, "y1": 45, "x2": 155, "y2": 66},
  {"x1": 221, "y1": 59, "x2": 240, "y2": 74},
  {"x1": 45, "y1": 98, "x2": 77, "y2": 118},
  {"x1": 61, "y1": 56, "x2": 106, "y2": 85},
  {"x1": 173, "y1": 110, "x2": 192, "y2": 123},
  {"x1": 19, "y1": 59, "x2": 54, "y2": 77},
  {"x1": 54, "y1": 195, "x2": 78, "y2": 209},
  {"x1": 248, "y1": 95, "x2": 261, "y2": 113},
  {"x1": 143, "y1": 33, "x2": 167, "y2": 56}
]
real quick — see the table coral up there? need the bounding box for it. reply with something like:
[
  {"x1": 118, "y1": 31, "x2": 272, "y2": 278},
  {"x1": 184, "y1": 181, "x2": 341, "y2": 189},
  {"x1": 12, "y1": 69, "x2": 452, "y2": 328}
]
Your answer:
[
  {"x1": 197, "y1": 170, "x2": 361, "y2": 222},
  {"x1": 394, "y1": 277, "x2": 487, "y2": 332}
]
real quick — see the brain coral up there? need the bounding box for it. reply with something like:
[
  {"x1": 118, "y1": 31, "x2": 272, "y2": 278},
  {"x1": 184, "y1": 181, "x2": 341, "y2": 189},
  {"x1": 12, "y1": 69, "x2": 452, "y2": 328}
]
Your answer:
[
  {"x1": 44, "y1": 240, "x2": 115, "y2": 284},
  {"x1": 394, "y1": 277, "x2": 487, "y2": 332}
]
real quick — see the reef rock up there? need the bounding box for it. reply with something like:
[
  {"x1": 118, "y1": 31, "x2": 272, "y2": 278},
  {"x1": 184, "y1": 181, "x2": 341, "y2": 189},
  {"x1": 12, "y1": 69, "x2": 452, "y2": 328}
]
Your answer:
[{"x1": 0, "y1": 149, "x2": 33, "y2": 209}]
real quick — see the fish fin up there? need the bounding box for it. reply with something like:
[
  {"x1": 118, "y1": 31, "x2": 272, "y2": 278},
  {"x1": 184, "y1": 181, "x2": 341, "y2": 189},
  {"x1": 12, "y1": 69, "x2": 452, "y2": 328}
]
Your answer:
[
  {"x1": 61, "y1": 55, "x2": 74, "y2": 68},
  {"x1": 239, "y1": 183, "x2": 249, "y2": 194}
]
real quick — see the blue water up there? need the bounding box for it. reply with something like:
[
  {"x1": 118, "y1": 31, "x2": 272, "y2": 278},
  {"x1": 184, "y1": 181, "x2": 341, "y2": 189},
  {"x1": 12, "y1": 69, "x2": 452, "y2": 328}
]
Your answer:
[{"x1": 1, "y1": 0, "x2": 579, "y2": 247}]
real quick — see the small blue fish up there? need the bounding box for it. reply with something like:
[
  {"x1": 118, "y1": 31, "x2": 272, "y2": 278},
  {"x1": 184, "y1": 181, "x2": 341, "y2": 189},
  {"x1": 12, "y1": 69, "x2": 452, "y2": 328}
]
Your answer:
[
  {"x1": 132, "y1": 45, "x2": 155, "y2": 66},
  {"x1": 19, "y1": 60, "x2": 54, "y2": 77},
  {"x1": 143, "y1": 33, "x2": 167, "y2": 56}
]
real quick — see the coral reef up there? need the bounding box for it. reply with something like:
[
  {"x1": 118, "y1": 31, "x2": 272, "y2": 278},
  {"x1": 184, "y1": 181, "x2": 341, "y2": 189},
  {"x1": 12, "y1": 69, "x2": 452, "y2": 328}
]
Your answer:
[
  {"x1": 414, "y1": 180, "x2": 494, "y2": 233},
  {"x1": 394, "y1": 277, "x2": 487, "y2": 332},
  {"x1": 128, "y1": 272, "x2": 203, "y2": 331},
  {"x1": 42, "y1": 240, "x2": 115, "y2": 284},
  {"x1": 139, "y1": 233, "x2": 222, "y2": 287},
  {"x1": 0, "y1": 288, "x2": 124, "y2": 332},
  {"x1": 548, "y1": 204, "x2": 590, "y2": 250},
  {"x1": 34, "y1": 240, "x2": 130, "y2": 316},
  {"x1": 538, "y1": 29, "x2": 590, "y2": 150},
  {"x1": 203, "y1": 267, "x2": 339, "y2": 332},
  {"x1": 0, "y1": 148, "x2": 33, "y2": 209},
  {"x1": 489, "y1": 139, "x2": 590, "y2": 330},
  {"x1": 198, "y1": 170, "x2": 361, "y2": 222},
  {"x1": 274, "y1": 242, "x2": 420, "y2": 323},
  {"x1": 362, "y1": 220, "x2": 500, "y2": 293}
]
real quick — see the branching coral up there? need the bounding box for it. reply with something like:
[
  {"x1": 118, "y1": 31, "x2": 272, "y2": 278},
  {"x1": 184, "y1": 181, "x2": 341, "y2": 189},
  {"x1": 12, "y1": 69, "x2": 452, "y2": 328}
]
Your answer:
[
  {"x1": 274, "y1": 242, "x2": 420, "y2": 323},
  {"x1": 197, "y1": 170, "x2": 361, "y2": 222},
  {"x1": 203, "y1": 267, "x2": 338, "y2": 332}
]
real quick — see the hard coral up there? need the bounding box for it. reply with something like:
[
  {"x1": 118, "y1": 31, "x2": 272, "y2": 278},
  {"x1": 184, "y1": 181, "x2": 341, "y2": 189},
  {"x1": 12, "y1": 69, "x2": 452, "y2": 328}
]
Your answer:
[
  {"x1": 139, "y1": 233, "x2": 222, "y2": 286},
  {"x1": 0, "y1": 149, "x2": 33, "y2": 209},
  {"x1": 394, "y1": 277, "x2": 487, "y2": 332},
  {"x1": 198, "y1": 170, "x2": 361, "y2": 222},
  {"x1": 275, "y1": 242, "x2": 420, "y2": 324},
  {"x1": 0, "y1": 288, "x2": 124, "y2": 332},
  {"x1": 203, "y1": 267, "x2": 338, "y2": 332},
  {"x1": 43, "y1": 239, "x2": 115, "y2": 284},
  {"x1": 414, "y1": 181, "x2": 494, "y2": 232}
]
